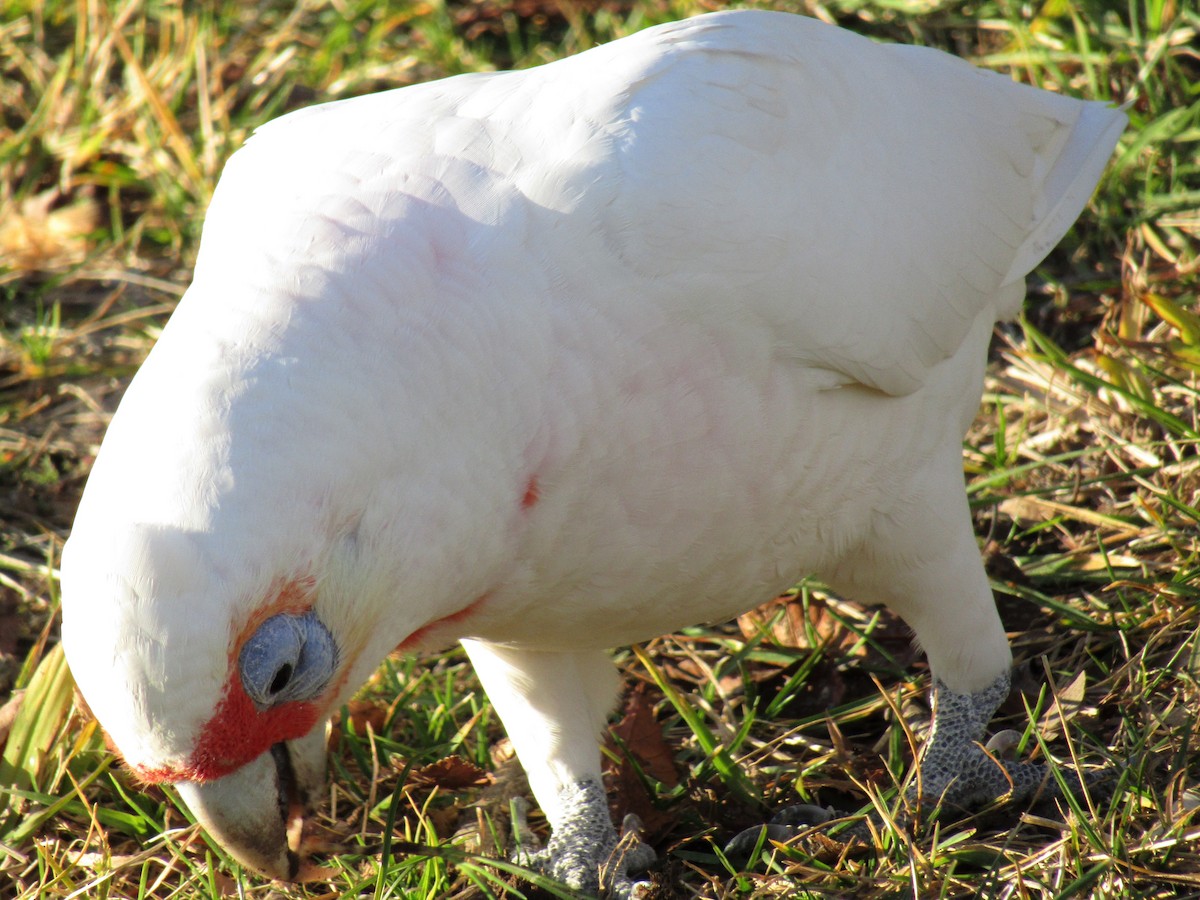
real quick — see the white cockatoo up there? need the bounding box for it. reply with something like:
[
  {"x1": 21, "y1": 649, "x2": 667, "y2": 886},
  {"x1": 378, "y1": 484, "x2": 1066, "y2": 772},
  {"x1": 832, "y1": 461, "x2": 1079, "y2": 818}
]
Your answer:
[{"x1": 61, "y1": 10, "x2": 1125, "y2": 896}]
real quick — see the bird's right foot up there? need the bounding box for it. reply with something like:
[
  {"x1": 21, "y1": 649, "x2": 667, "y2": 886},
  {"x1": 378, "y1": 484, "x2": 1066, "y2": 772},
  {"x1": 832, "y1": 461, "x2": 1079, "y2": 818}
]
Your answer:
[{"x1": 511, "y1": 779, "x2": 656, "y2": 899}]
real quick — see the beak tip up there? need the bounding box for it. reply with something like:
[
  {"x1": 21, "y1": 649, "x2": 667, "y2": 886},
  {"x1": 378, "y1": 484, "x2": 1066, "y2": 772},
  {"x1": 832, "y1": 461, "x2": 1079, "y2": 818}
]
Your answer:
[
  {"x1": 174, "y1": 753, "x2": 293, "y2": 879},
  {"x1": 172, "y1": 728, "x2": 329, "y2": 882}
]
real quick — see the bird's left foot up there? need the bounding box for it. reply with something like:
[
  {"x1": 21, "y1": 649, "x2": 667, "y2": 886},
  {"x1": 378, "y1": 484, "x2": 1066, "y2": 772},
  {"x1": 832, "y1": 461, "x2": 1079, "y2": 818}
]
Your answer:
[
  {"x1": 512, "y1": 778, "x2": 656, "y2": 899},
  {"x1": 726, "y1": 670, "x2": 1113, "y2": 859},
  {"x1": 911, "y1": 670, "x2": 1113, "y2": 814}
]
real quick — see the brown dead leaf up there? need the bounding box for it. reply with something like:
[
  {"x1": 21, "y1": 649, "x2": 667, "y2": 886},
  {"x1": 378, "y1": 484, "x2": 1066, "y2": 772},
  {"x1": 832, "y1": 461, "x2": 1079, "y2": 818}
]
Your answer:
[
  {"x1": 740, "y1": 593, "x2": 876, "y2": 660},
  {"x1": 604, "y1": 683, "x2": 677, "y2": 837},
  {"x1": 738, "y1": 593, "x2": 810, "y2": 647},
  {"x1": 608, "y1": 684, "x2": 678, "y2": 788},
  {"x1": 328, "y1": 699, "x2": 388, "y2": 750},
  {"x1": 409, "y1": 755, "x2": 493, "y2": 791}
]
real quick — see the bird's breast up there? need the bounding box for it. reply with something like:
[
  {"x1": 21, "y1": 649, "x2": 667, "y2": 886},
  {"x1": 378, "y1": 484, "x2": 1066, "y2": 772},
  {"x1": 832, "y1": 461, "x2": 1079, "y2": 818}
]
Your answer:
[{"x1": 460, "y1": 308, "x2": 990, "y2": 650}]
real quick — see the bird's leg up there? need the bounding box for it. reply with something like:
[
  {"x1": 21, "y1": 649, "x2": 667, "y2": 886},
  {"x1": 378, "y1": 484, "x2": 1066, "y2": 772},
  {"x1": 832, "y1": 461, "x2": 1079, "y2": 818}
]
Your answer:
[
  {"x1": 462, "y1": 640, "x2": 654, "y2": 899},
  {"x1": 727, "y1": 472, "x2": 1107, "y2": 860}
]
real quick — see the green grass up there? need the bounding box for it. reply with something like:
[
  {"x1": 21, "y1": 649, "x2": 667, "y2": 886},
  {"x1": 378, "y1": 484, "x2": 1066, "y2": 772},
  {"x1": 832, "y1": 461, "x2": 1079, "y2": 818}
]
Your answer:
[{"x1": 1, "y1": 0, "x2": 1198, "y2": 897}]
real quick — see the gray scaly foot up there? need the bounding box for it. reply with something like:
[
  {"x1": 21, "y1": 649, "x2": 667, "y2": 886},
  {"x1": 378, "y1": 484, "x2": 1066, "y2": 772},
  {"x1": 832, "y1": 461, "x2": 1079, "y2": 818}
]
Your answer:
[
  {"x1": 726, "y1": 670, "x2": 1112, "y2": 859},
  {"x1": 512, "y1": 778, "x2": 655, "y2": 899},
  {"x1": 914, "y1": 670, "x2": 1108, "y2": 812}
]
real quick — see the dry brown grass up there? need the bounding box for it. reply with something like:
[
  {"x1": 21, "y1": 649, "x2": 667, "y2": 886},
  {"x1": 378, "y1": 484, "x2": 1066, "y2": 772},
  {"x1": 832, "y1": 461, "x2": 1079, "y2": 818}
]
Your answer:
[{"x1": 2, "y1": 0, "x2": 1198, "y2": 898}]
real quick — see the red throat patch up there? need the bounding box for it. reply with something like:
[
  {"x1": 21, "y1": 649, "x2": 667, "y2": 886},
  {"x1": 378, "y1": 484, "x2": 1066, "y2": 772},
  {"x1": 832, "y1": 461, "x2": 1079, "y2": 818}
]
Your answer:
[
  {"x1": 136, "y1": 672, "x2": 323, "y2": 784},
  {"x1": 136, "y1": 577, "x2": 331, "y2": 784}
]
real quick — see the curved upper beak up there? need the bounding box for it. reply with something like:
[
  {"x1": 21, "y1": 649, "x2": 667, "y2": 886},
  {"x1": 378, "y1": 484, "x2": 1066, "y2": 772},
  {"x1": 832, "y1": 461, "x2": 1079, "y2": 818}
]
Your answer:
[{"x1": 174, "y1": 722, "x2": 328, "y2": 880}]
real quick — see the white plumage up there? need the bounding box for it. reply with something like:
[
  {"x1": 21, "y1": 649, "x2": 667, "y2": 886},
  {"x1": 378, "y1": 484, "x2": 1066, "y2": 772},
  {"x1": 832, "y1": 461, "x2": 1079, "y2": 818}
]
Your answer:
[{"x1": 61, "y1": 10, "x2": 1124, "y2": 894}]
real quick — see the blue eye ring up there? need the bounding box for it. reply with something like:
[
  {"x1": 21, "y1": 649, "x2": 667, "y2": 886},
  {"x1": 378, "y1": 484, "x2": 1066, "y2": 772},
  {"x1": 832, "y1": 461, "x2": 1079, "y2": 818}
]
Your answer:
[{"x1": 238, "y1": 610, "x2": 338, "y2": 708}]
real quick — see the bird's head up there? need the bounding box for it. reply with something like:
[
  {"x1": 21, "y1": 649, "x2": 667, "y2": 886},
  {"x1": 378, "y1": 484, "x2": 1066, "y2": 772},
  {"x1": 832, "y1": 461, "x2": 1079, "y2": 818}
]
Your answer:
[
  {"x1": 58, "y1": 280, "x2": 518, "y2": 879},
  {"x1": 61, "y1": 516, "x2": 365, "y2": 879},
  {"x1": 58, "y1": 97, "x2": 536, "y2": 879},
  {"x1": 56, "y1": 309, "x2": 432, "y2": 880}
]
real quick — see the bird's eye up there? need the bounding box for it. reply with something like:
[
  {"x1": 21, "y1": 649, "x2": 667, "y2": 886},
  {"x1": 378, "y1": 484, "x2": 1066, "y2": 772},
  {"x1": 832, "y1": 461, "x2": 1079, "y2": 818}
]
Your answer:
[
  {"x1": 269, "y1": 663, "x2": 294, "y2": 695},
  {"x1": 239, "y1": 610, "x2": 337, "y2": 708}
]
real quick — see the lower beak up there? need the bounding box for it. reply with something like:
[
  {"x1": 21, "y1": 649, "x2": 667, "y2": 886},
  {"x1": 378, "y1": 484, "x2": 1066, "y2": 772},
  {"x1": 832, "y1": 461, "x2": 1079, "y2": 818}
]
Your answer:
[{"x1": 174, "y1": 722, "x2": 328, "y2": 880}]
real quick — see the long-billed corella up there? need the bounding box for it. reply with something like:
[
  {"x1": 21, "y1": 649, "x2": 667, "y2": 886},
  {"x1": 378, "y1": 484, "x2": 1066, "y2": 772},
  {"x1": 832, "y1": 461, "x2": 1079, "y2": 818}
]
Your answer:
[{"x1": 61, "y1": 9, "x2": 1125, "y2": 896}]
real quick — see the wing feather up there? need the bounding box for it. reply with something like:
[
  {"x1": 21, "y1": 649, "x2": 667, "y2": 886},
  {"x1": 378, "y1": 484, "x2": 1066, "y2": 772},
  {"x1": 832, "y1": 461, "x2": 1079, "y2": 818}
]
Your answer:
[{"x1": 198, "y1": 11, "x2": 1124, "y2": 397}]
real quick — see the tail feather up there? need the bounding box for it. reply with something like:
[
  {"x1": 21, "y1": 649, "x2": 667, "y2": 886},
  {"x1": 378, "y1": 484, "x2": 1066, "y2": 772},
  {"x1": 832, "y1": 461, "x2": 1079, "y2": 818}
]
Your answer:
[{"x1": 1002, "y1": 100, "x2": 1127, "y2": 286}]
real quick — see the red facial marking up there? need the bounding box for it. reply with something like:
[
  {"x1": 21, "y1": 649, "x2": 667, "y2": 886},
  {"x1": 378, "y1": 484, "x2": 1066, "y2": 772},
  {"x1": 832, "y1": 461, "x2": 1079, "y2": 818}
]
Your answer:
[
  {"x1": 135, "y1": 576, "x2": 333, "y2": 784},
  {"x1": 521, "y1": 476, "x2": 540, "y2": 510},
  {"x1": 184, "y1": 678, "x2": 320, "y2": 782},
  {"x1": 134, "y1": 580, "x2": 488, "y2": 784},
  {"x1": 237, "y1": 576, "x2": 318, "y2": 640},
  {"x1": 397, "y1": 593, "x2": 489, "y2": 653}
]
